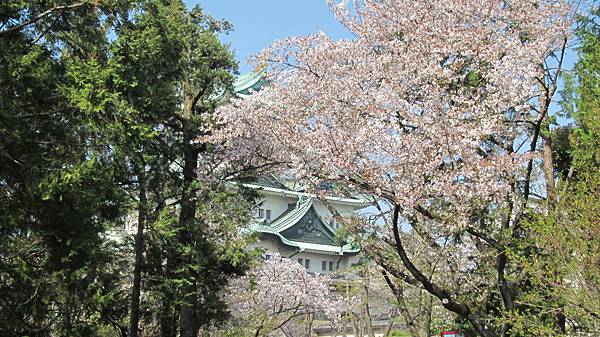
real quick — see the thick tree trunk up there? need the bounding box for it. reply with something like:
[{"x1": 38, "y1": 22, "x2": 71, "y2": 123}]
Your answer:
[
  {"x1": 540, "y1": 89, "x2": 556, "y2": 210},
  {"x1": 129, "y1": 162, "x2": 147, "y2": 337},
  {"x1": 178, "y1": 122, "x2": 199, "y2": 337},
  {"x1": 539, "y1": 79, "x2": 566, "y2": 335}
]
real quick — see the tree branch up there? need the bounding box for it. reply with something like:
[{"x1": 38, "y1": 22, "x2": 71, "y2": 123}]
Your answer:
[
  {"x1": 465, "y1": 227, "x2": 502, "y2": 251},
  {"x1": 0, "y1": 2, "x2": 88, "y2": 37},
  {"x1": 390, "y1": 205, "x2": 497, "y2": 337},
  {"x1": 390, "y1": 205, "x2": 467, "y2": 315}
]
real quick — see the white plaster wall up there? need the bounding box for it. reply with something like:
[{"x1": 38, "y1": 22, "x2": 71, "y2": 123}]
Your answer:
[
  {"x1": 251, "y1": 236, "x2": 280, "y2": 253},
  {"x1": 256, "y1": 194, "x2": 297, "y2": 222},
  {"x1": 337, "y1": 254, "x2": 361, "y2": 270},
  {"x1": 251, "y1": 236, "x2": 296, "y2": 256},
  {"x1": 292, "y1": 251, "x2": 347, "y2": 274}
]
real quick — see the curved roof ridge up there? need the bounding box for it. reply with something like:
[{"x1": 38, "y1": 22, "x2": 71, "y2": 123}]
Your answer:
[
  {"x1": 233, "y1": 70, "x2": 265, "y2": 98},
  {"x1": 240, "y1": 182, "x2": 371, "y2": 208},
  {"x1": 270, "y1": 197, "x2": 313, "y2": 231},
  {"x1": 251, "y1": 225, "x2": 360, "y2": 255}
]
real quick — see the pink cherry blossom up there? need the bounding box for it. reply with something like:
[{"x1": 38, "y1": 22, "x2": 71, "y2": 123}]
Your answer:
[
  {"x1": 224, "y1": 255, "x2": 343, "y2": 335},
  {"x1": 209, "y1": 0, "x2": 569, "y2": 231},
  {"x1": 206, "y1": 1, "x2": 572, "y2": 335}
]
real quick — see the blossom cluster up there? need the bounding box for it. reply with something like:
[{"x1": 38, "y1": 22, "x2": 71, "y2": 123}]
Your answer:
[
  {"x1": 209, "y1": 0, "x2": 569, "y2": 232},
  {"x1": 225, "y1": 256, "x2": 343, "y2": 333}
]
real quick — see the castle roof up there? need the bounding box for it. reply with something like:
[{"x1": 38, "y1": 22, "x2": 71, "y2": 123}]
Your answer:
[
  {"x1": 251, "y1": 197, "x2": 360, "y2": 256},
  {"x1": 233, "y1": 71, "x2": 265, "y2": 97},
  {"x1": 230, "y1": 73, "x2": 367, "y2": 256},
  {"x1": 242, "y1": 173, "x2": 371, "y2": 208}
]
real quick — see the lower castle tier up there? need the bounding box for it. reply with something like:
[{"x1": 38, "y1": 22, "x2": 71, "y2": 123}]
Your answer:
[{"x1": 244, "y1": 176, "x2": 369, "y2": 274}]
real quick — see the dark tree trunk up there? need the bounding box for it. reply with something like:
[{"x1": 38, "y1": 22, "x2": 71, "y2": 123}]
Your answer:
[
  {"x1": 178, "y1": 123, "x2": 199, "y2": 337},
  {"x1": 129, "y1": 161, "x2": 147, "y2": 337}
]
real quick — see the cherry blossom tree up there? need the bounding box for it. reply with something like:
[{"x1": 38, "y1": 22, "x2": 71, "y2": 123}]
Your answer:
[
  {"x1": 335, "y1": 267, "x2": 406, "y2": 337},
  {"x1": 219, "y1": 256, "x2": 342, "y2": 337},
  {"x1": 209, "y1": 1, "x2": 572, "y2": 336}
]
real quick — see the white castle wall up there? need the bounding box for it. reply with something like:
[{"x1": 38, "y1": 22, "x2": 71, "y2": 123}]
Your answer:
[
  {"x1": 252, "y1": 192, "x2": 363, "y2": 273},
  {"x1": 252, "y1": 237, "x2": 359, "y2": 274}
]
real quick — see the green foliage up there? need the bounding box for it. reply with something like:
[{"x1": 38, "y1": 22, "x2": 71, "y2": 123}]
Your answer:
[
  {"x1": 0, "y1": 1, "x2": 133, "y2": 335},
  {"x1": 507, "y1": 6, "x2": 600, "y2": 335},
  {"x1": 1, "y1": 1, "x2": 258, "y2": 335}
]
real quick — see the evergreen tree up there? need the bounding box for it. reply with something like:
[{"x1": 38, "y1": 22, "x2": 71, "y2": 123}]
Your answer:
[
  {"x1": 0, "y1": 1, "x2": 132, "y2": 335},
  {"x1": 1, "y1": 1, "x2": 257, "y2": 336}
]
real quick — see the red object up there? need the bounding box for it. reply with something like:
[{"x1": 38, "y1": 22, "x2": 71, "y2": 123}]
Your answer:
[{"x1": 441, "y1": 331, "x2": 466, "y2": 337}]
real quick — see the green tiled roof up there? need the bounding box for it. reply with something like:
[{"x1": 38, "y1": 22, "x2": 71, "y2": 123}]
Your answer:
[
  {"x1": 269, "y1": 197, "x2": 314, "y2": 231},
  {"x1": 213, "y1": 70, "x2": 265, "y2": 104},
  {"x1": 251, "y1": 198, "x2": 360, "y2": 255},
  {"x1": 233, "y1": 70, "x2": 265, "y2": 97},
  {"x1": 241, "y1": 182, "x2": 371, "y2": 207},
  {"x1": 253, "y1": 223, "x2": 359, "y2": 255}
]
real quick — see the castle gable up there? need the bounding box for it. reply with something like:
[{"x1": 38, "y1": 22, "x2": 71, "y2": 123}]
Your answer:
[{"x1": 280, "y1": 206, "x2": 337, "y2": 246}]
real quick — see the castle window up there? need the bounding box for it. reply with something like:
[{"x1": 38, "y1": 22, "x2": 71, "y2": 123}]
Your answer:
[
  {"x1": 305, "y1": 259, "x2": 310, "y2": 269},
  {"x1": 329, "y1": 261, "x2": 334, "y2": 271},
  {"x1": 266, "y1": 209, "x2": 271, "y2": 220},
  {"x1": 298, "y1": 258, "x2": 303, "y2": 266},
  {"x1": 258, "y1": 208, "x2": 264, "y2": 218},
  {"x1": 322, "y1": 261, "x2": 327, "y2": 271}
]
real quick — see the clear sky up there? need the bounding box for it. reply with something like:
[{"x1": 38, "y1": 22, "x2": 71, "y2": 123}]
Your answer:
[
  {"x1": 187, "y1": 0, "x2": 577, "y2": 123},
  {"x1": 186, "y1": 1, "x2": 352, "y2": 73}
]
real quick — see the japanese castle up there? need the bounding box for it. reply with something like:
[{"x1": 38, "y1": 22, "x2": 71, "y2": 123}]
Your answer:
[
  {"x1": 231, "y1": 72, "x2": 368, "y2": 273},
  {"x1": 245, "y1": 175, "x2": 368, "y2": 273}
]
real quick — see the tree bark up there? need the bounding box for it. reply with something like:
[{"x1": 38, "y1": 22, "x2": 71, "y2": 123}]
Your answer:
[
  {"x1": 129, "y1": 161, "x2": 147, "y2": 337},
  {"x1": 178, "y1": 120, "x2": 200, "y2": 337},
  {"x1": 390, "y1": 205, "x2": 496, "y2": 337},
  {"x1": 363, "y1": 284, "x2": 376, "y2": 337},
  {"x1": 539, "y1": 88, "x2": 557, "y2": 210},
  {"x1": 539, "y1": 66, "x2": 567, "y2": 334}
]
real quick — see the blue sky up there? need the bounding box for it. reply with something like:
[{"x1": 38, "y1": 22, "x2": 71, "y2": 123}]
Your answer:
[
  {"x1": 187, "y1": 1, "x2": 352, "y2": 73},
  {"x1": 188, "y1": 0, "x2": 577, "y2": 122}
]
